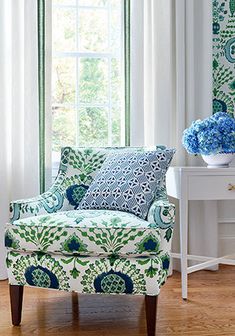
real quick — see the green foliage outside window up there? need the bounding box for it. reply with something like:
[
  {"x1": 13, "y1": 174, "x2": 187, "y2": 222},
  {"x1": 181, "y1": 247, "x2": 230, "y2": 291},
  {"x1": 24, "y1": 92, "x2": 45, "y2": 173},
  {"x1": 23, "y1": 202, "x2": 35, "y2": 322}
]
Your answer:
[{"x1": 52, "y1": 0, "x2": 124, "y2": 153}]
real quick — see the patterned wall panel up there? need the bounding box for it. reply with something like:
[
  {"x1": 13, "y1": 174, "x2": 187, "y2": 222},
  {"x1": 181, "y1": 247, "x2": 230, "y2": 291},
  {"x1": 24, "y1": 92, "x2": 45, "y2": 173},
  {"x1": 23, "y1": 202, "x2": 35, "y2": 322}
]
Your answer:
[{"x1": 213, "y1": 0, "x2": 235, "y2": 116}]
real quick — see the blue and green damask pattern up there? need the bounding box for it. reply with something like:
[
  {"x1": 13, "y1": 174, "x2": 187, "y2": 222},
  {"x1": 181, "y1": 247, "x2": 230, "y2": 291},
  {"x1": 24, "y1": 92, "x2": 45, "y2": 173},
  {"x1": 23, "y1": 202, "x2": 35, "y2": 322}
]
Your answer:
[
  {"x1": 6, "y1": 146, "x2": 175, "y2": 296},
  {"x1": 5, "y1": 209, "x2": 170, "y2": 257},
  {"x1": 213, "y1": 0, "x2": 235, "y2": 116},
  {"x1": 10, "y1": 147, "x2": 158, "y2": 222},
  {"x1": 6, "y1": 205, "x2": 173, "y2": 295},
  {"x1": 6, "y1": 252, "x2": 70, "y2": 290},
  {"x1": 6, "y1": 251, "x2": 168, "y2": 295}
]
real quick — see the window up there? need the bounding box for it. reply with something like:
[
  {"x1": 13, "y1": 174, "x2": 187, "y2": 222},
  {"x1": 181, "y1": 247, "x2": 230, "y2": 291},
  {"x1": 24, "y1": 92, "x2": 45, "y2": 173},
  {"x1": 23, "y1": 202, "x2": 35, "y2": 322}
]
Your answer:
[{"x1": 51, "y1": 0, "x2": 125, "y2": 170}]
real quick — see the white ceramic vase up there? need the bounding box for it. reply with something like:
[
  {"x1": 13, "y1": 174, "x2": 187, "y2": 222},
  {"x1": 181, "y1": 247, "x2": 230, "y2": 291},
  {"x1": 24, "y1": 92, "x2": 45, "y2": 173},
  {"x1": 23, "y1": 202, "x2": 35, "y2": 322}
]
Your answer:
[{"x1": 201, "y1": 153, "x2": 235, "y2": 168}]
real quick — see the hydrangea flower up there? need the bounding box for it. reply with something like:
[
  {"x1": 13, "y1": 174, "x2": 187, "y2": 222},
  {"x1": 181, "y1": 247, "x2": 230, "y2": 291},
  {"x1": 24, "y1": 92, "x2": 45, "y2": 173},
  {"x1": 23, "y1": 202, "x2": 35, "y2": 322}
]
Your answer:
[
  {"x1": 182, "y1": 112, "x2": 235, "y2": 155},
  {"x1": 182, "y1": 129, "x2": 199, "y2": 154}
]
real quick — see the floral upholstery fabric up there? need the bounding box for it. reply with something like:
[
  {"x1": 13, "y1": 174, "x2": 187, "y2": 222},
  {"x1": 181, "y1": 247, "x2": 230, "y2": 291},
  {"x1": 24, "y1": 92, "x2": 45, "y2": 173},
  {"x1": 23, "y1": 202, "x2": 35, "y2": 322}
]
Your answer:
[
  {"x1": 6, "y1": 207, "x2": 174, "y2": 257},
  {"x1": 6, "y1": 146, "x2": 175, "y2": 296},
  {"x1": 6, "y1": 251, "x2": 169, "y2": 296},
  {"x1": 9, "y1": 146, "x2": 167, "y2": 222}
]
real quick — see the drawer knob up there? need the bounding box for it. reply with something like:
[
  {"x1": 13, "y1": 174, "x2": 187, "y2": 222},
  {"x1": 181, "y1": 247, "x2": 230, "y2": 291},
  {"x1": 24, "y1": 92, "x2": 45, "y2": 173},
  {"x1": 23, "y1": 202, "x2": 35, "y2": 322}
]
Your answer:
[{"x1": 228, "y1": 183, "x2": 235, "y2": 191}]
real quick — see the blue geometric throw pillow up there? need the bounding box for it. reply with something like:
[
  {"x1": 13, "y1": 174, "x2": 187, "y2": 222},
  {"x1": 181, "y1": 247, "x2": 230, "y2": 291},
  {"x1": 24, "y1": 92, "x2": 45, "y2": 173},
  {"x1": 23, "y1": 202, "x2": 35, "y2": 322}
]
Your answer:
[{"x1": 79, "y1": 149, "x2": 175, "y2": 219}]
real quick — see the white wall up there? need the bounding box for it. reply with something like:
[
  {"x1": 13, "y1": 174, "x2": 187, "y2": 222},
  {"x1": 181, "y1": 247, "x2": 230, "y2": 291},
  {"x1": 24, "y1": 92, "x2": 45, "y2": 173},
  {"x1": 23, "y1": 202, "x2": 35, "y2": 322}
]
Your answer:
[{"x1": 218, "y1": 200, "x2": 235, "y2": 256}]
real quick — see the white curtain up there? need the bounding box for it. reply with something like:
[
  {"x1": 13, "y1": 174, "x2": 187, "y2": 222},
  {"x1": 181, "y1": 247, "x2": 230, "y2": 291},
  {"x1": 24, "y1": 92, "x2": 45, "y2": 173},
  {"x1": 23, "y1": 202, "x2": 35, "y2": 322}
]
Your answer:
[
  {"x1": 0, "y1": 0, "x2": 39, "y2": 279},
  {"x1": 130, "y1": 0, "x2": 213, "y2": 268},
  {"x1": 130, "y1": 0, "x2": 212, "y2": 164}
]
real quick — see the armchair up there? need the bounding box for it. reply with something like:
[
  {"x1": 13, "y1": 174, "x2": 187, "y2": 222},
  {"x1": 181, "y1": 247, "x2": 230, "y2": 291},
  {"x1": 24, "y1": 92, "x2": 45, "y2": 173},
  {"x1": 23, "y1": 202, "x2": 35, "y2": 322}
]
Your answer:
[{"x1": 5, "y1": 146, "x2": 175, "y2": 336}]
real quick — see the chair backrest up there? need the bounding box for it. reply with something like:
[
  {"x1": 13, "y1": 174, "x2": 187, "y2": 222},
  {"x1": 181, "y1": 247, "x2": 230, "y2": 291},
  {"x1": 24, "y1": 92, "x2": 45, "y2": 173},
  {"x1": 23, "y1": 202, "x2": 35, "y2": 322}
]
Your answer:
[{"x1": 51, "y1": 146, "x2": 169, "y2": 212}]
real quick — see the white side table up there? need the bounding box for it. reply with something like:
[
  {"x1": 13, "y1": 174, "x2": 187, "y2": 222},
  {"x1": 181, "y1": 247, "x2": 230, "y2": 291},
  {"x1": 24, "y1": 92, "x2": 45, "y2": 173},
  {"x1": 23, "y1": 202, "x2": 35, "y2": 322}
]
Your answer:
[{"x1": 166, "y1": 167, "x2": 235, "y2": 299}]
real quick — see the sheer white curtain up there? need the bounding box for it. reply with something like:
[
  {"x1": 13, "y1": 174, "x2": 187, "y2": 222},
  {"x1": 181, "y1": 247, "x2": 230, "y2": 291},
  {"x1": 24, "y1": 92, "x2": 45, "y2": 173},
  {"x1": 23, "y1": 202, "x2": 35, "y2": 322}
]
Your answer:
[
  {"x1": 130, "y1": 0, "x2": 213, "y2": 268},
  {"x1": 0, "y1": 0, "x2": 39, "y2": 279},
  {"x1": 130, "y1": 0, "x2": 212, "y2": 164}
]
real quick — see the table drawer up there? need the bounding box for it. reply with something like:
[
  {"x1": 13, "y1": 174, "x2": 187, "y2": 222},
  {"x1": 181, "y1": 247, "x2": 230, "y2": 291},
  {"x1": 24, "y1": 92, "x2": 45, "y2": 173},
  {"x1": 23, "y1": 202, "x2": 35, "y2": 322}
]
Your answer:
[{"x1": 188, "y1": 175, "x2": 235, "y2": 200}]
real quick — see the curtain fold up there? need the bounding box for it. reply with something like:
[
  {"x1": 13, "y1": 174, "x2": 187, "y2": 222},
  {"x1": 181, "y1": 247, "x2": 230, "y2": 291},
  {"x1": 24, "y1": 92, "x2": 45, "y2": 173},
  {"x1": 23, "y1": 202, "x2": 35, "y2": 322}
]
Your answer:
[
  {"x1": 130, "y1": 0, "x2": 213, "y2": 269},
  {"x1": 130, "y1": 0, "x2": 212, "y2": 165},
  {"x1": 0, "y1": 0, "x2": 39, "y2": 279}
]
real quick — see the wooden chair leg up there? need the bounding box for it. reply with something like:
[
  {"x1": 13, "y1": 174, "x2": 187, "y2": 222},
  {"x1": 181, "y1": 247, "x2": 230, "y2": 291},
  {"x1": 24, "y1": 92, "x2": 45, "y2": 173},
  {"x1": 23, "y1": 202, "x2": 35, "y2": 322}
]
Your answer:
[
  {"x1": 72, "y1": 292, "x2": 79, "y2": 320},
  {"x1": 145, "y1": 295, "x2": 158, "y2": 336},
  {"x1": 9, "y1": 285, "x2": 24, "y2": 326}
]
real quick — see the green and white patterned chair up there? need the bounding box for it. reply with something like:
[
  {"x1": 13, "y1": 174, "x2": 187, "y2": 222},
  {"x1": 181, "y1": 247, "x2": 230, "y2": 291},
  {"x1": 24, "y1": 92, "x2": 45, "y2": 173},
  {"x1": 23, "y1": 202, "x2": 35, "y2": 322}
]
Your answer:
[{"x1": 5, "y1": 147, "x2": 175, "y2": 336}]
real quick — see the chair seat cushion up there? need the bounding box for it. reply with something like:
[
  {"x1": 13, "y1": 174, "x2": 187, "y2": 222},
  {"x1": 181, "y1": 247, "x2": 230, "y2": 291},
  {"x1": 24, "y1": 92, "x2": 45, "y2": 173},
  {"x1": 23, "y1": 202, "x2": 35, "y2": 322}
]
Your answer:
[{"x1": 5, "y1": 210, "x2": 162, "y2": 257}]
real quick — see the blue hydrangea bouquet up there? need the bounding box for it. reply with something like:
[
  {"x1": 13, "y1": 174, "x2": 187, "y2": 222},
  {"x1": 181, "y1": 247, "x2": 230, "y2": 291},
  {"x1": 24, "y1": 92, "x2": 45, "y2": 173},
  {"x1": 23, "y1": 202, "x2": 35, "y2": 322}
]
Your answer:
[{"x1": 182, "y1": 112, "x2": 235, "y2": 167}]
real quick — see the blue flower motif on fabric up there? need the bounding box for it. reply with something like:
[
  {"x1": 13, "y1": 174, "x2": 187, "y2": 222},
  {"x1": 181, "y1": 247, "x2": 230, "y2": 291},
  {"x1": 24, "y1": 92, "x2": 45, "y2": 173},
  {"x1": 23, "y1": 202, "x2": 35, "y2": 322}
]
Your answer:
[
  {"x1": 5, "y1": 234, "x2": 14, "y2": 248},
  {"x1": 41, "y1": 191, "x2": 64, "y2": 214},
  {"x1": 143, "y1": 239, "x2": 158, "y2": 251},
  {"x1": 224, "y1": 37, "x2": 235, "y2": 63},
  {"x1": 135, "y1": 234, "x2": 160, "y2": 254},
  {"x1": 213, "y1": 22, "x2": 220, "y2": 35},
  {"x1": 68, "y1": 238, "x2": 81, "y2": 251},
  {"x1": 161, "y1": 256, "x2": 170, "y2": 270},
  {"x1": 25, "y1": 265, "x2": 59, "y2": 289},
  {"x1": 94, "y1": 270, "x2": 134, "y2": 294},
  {"x1": 61, "y1": 234, "x2": 88, "y2": 254},
  {"x1": 66, "y1": 184, "x2": 89, "y2": 208},
  {"x1": 4, "y1": 231, "x2": 19, "y2": 250},
  {"x1": 154, "y1": 207, "x2": 174, "y2": 230},
  {"x1": 212, "y1": 0, "x2": 228, "y2": 35},
  {"x1": 213, "y1": 98, "x2": 227, "y2": 113}
]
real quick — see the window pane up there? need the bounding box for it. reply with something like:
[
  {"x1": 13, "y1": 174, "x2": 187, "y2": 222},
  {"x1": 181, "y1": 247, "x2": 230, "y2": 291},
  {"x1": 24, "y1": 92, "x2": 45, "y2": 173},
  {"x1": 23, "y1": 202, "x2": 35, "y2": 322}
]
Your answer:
[
  {"x1": 79, "y1": 0, "x2": 108, "y2": 7},
  {"x1": 79, "y1": 107, "x2": 108, "y2": 146},
  {"x1": 112, "y1": 105, "x2": 121, "y2": 146},
  {"x1": 110, "y1": 2, "x2": 122, "y2": 53},
  {"x1": 52, "y1": 106, "x2": 76, "y2": 152},
  {"x1": 52, "y1": 8, "x2": 76, "y2": 52},
  {"x1": 50, "y1": 0, "x2": 125, "y2": 179},
  {"x1": 79, "y1": 58, "x2": 108, "y2": 104},
  {"x1": 78, "y1": 9, "x2": 108, "y2": 52},
  {"x1": 111, "y1": 58, "x2": 123, "y2": 104},
  {"x1": 52, "y1": 57, "x2": 76, "y2": 105},
  {"x1": 53, "y1": 0, "x2": 76, "y2": 5}
]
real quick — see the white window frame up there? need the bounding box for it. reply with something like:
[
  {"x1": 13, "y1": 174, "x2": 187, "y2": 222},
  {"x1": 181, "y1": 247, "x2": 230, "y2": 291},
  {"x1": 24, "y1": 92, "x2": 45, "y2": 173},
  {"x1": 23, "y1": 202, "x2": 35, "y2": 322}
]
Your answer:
[{"x1": 46, "y1": 0, "x2": 125, "y2": 184}]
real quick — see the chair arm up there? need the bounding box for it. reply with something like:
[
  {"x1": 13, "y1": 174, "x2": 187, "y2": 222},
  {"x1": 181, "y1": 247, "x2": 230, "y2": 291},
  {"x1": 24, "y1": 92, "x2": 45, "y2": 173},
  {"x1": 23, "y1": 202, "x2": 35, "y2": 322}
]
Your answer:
[
  {"x1": 147, "y1": 199, "x2": 175, "y2": 252},
  {"x1": 9, "y1": 183, "x2": 65, "y2": 223}
]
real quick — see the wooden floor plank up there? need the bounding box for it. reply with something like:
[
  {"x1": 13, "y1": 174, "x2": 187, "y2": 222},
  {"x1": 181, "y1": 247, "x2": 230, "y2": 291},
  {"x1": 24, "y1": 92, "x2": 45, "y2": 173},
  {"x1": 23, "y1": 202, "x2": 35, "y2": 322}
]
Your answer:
[{"x1": 0, "y1": 266, "x2": 235, "y2": 335}]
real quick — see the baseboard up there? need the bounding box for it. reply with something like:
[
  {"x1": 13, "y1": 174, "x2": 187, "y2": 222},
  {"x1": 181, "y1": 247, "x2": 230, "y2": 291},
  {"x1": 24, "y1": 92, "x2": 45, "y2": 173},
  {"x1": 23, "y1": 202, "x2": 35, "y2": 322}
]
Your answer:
[
  {"x1": 218, "y1": 218, "x2": 235, "y2": 256},
  {"x1": 218, "y1": 218, "x2": 235, "y2": 224},
  {"x1": 219, "y1": 235, "x2": 235, "y2": 256}
]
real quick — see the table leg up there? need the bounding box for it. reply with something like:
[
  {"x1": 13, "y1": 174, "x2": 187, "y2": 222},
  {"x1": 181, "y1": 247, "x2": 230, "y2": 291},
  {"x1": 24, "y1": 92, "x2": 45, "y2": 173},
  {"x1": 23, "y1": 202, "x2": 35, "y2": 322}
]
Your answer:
[
  {"x1": 204, "y1": 201, "x2": 218, "y2": 271},
  {"x1": 180, "y1": 197, "x2": 188, "y2": 300}
]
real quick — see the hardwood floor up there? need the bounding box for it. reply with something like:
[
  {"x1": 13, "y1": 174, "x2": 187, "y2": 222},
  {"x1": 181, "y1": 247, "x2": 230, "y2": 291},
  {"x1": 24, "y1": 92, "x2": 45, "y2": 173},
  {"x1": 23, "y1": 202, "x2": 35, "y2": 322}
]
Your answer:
[{"x1": 0, "y1": 266, "x2": 235, "y2": 336}]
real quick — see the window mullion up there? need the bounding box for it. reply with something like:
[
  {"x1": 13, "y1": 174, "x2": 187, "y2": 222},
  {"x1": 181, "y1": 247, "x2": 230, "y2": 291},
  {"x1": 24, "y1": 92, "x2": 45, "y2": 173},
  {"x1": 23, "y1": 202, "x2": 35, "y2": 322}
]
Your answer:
[
  {"x1": 53, "y1": 51, "x2": 117, "y2": 58},
  {"x1": 53, "y1": 4, "x2": 107, "y2": 10}
]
